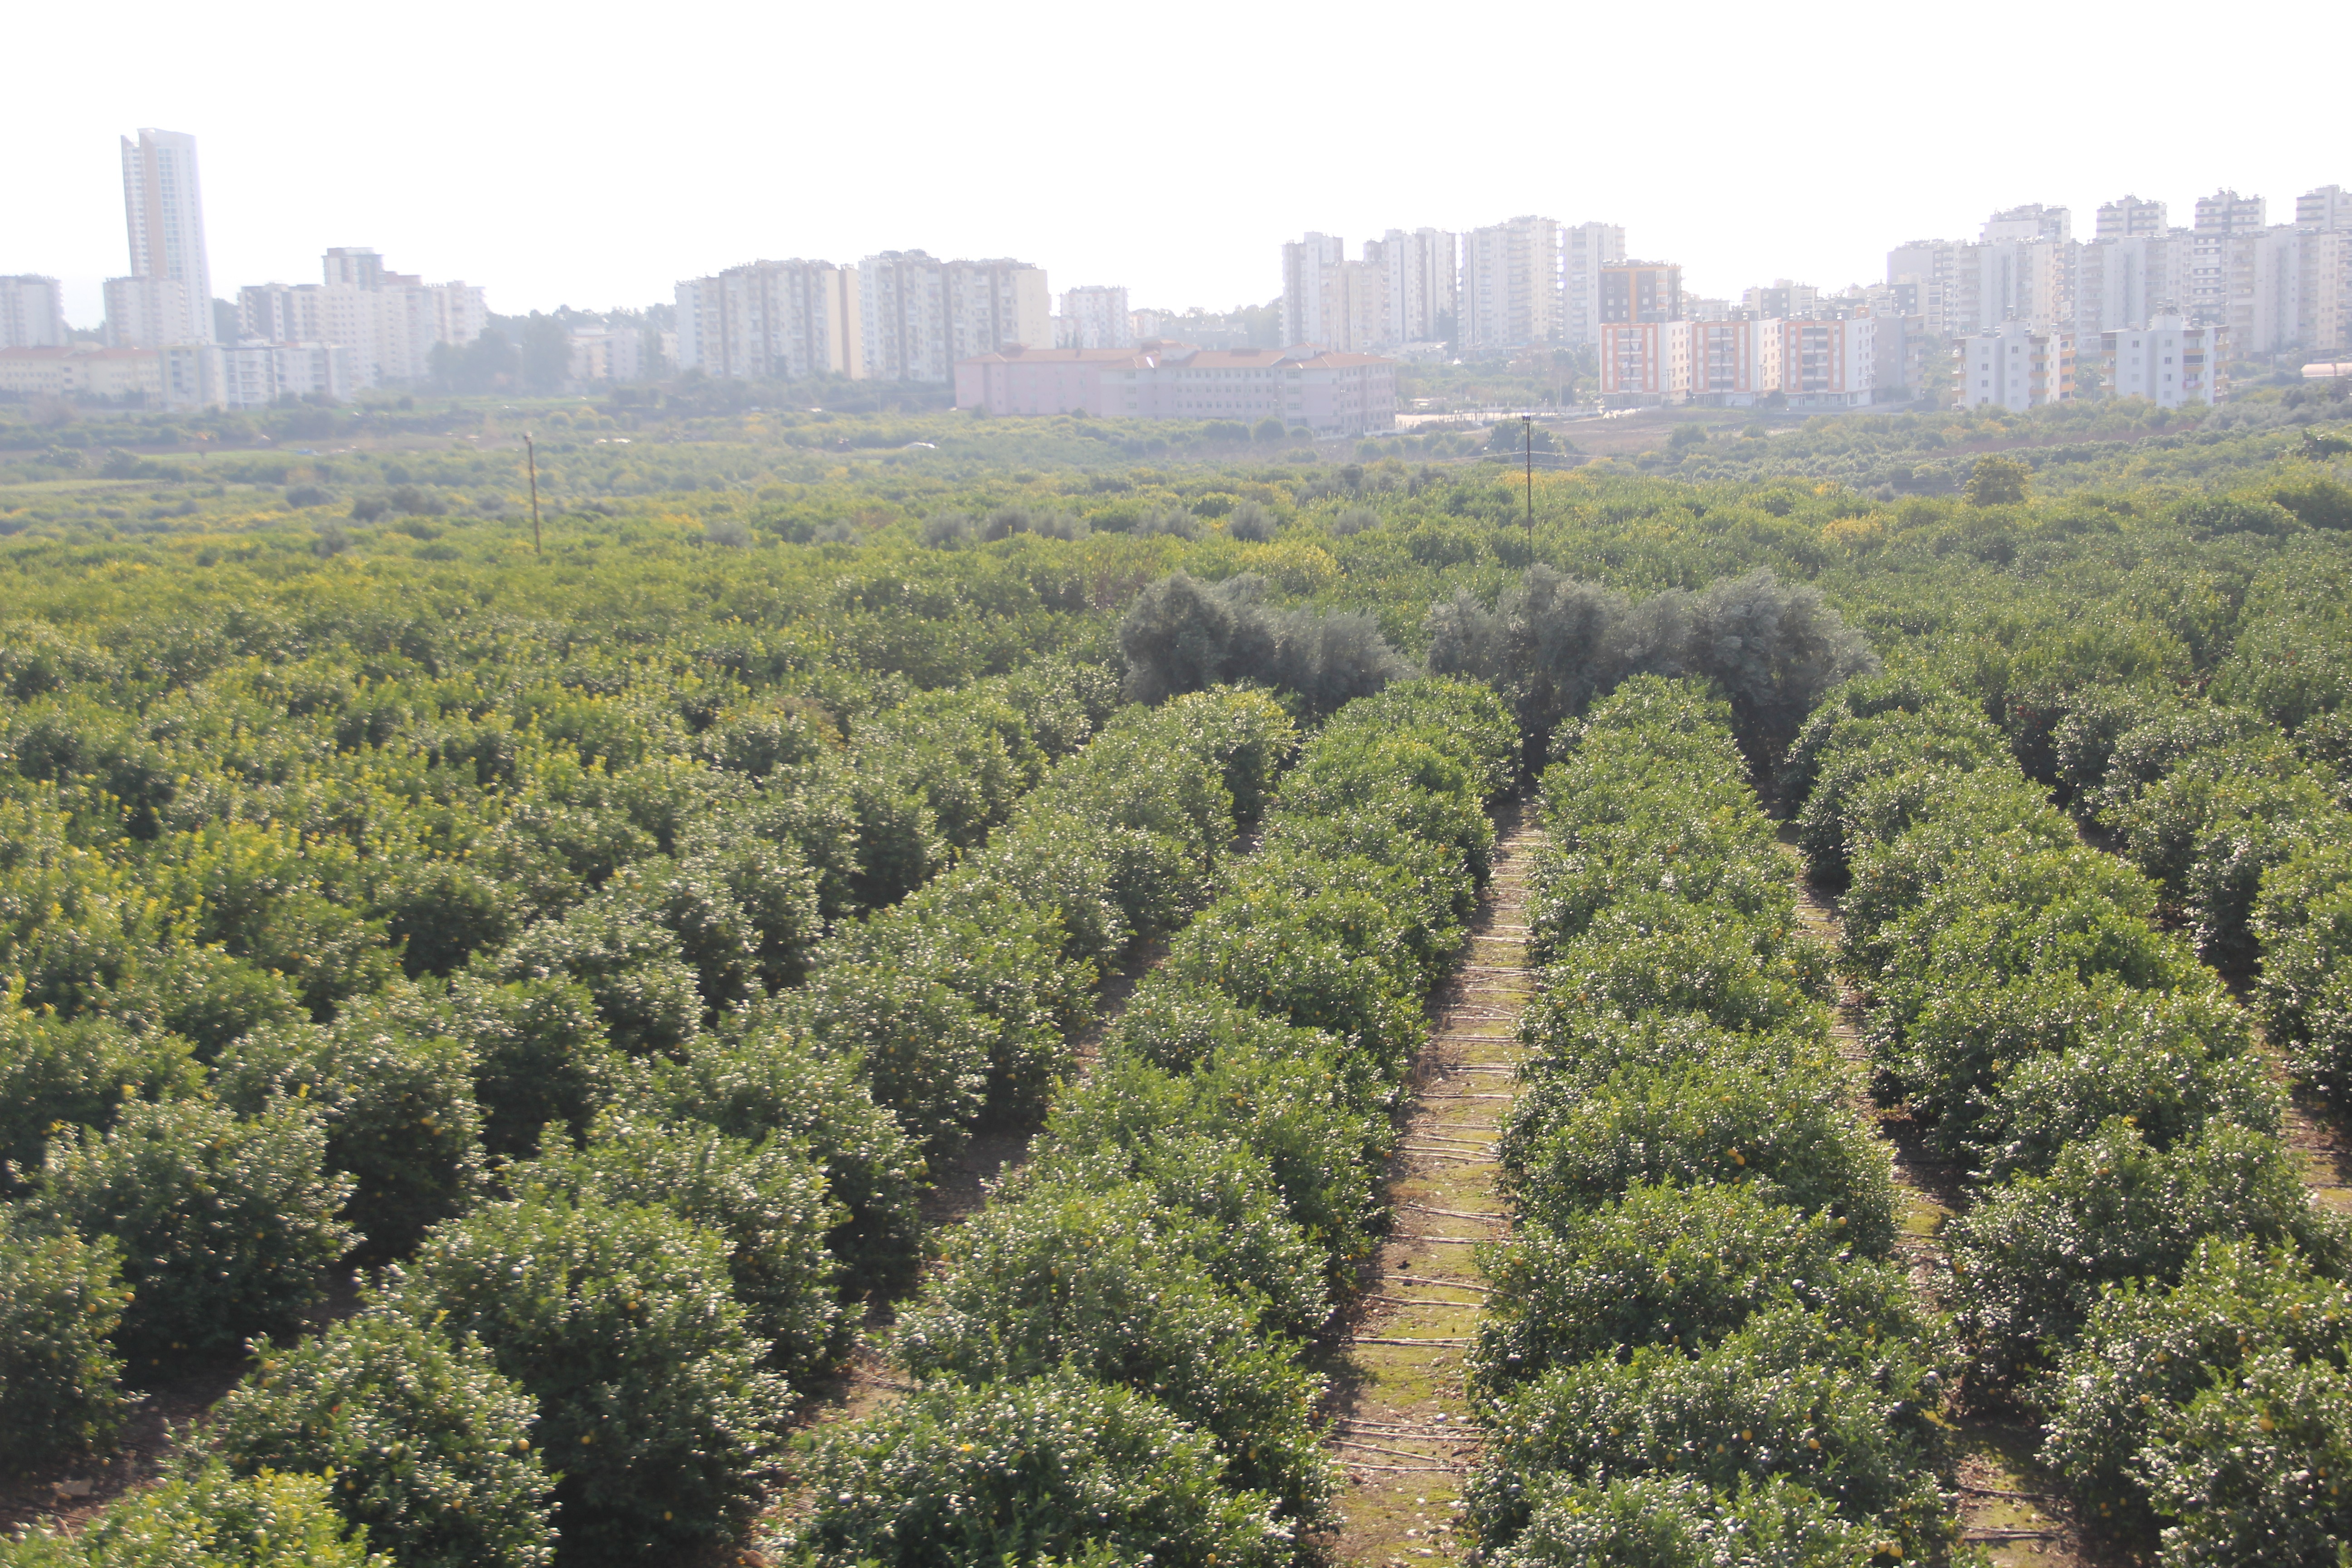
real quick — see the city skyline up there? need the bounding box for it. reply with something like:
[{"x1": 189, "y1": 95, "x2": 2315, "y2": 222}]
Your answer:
[{"x1": 6, "y1": 0, "x2": 2344, "y2": 327}]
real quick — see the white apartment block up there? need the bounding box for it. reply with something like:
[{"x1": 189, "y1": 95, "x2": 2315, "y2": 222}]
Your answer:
[
  {"x1": 2301, "y1": 186, "x2": 2352, "y2": 232},
  {"x1": 1460, "y1": 216, "x2": 1561, "y2": 351},
  {"x1": 858, "y1": 251, "x2": 951, "y2": 383},
  {"x1": 2, "y1": 275, "x2": 70, "y2": 348},
  {"x1": 1280, "y1": 233, "x2": 1345, "y2": 347},
  {"x1": 110, "y1": 128, "x2": 214, "y2": 347},
  {"x1": 1376, "y1": 228, "x2": 1457, "y2": 347},
  {"x1": 0, "y1": 346, "x2": 162, "y2": 402},
  {"x1": 850, "y1": 250, "x2": 1049, "y2": 384},
  {"x1": 236, "y1": 254, "x2": 485, "y2": 387},
  {"x1": 2100, "y1": 316, "x2": 2217, "y2": 406},
  {"x1": 105, "y1": 274, "x2": 191, "y2": 351},
  {"x1": 1562, "y1": 222, "x2": 1625, "y2": 349},
  {"x1": 160, "y1": 340, "x2": 356, "y2": 410},
  {"x1": 946, "y1": 260, "x2": 1051, "y2": 363},
  {"x1": 1959, "y1": 321, "x2": 2072, "y2": 411},
  {"x1": 2075, "y1": 230, "x2": 2189, "y2": 339},
  {"x1": 2097, "y1": 195, "x2": 2169, "y2": 239},
  {"x1": 676, "y1": 260, "x2": 862, "y2": 382},
  {"x1": 1984, "y1": 203, "x2": 2072, "y2": 245},
  {"x1": 568, "y1": 326, "x2": 646, "y2": 384},
  {"x1": 2303, "y1": 230, "x2": 2352, "y2": 353},
  {"x1": 1058, "y1": 286, "x2": 1132, "y2": 349}
]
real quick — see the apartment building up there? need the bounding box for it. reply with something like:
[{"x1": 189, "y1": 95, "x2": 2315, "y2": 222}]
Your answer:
[
  {"x1": 162, "y1": 340, "x2": 356, "y2": 410},
  {"x1": 1377, "y1": 228, "x2": 1456, "y2": 346},
  {"x1": 2097, "y1": 195, "x2": 2169, "y2": 239},
  {"x1": 0, "y1": 276, "x2": 69, "y2": 349},
  {"x1": 1686, "y1": 318, "x2": 1780, "y2": 405},
  {"x1": 1778, "y1": 317, "x2": 1875, "y2": 407},
  {"x1": 1460, "y1": 216, "x2": 1560, "y2": 351},
  {"x1": 849, "y1": 250, "x2": 1048, "y2": 383},
  {"x1": 1597, "y1": 320, "x2": 1689, "y2": 400},
  {"x1": 1280, "y1": 233, "x2": 1346, "y2": 347},
  {"x1": 1058, "y1": 286, "x2": 1132, "y2": 349},
  {"x1": 952, "y1": 342, "x2": 1396, "y2": 436},
  {"x1": 1742, "y1": 279, "x2": 1818, "y2": 320},
  {"x1": 108, "y1": 128, "x2": 214, "y2": 347},
  {"x1": 1600, "y1": 261, "x2": 1682, "y2": 324},
  {"x1": 1562, "y1": 222, "x2": 1625, "y2": 349},
  {"x1": 676, "y1": 260, "x2": 861, "y2": 382},
  {"x1": 2099, "y1": 316, "x2": 2218, "y2": 407},
  {"x1": 236, "y1": 252, "x2": 486, "y2": 386},
  {"x1": 0, "y1": 345, "x2": 162, "y2": 402},
  {"x1": 1960, "y1": 321, "x2": 2072, "y2": 411}
]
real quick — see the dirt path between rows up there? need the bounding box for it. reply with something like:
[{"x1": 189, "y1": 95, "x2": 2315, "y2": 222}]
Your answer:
[{"x1": 1323, "y1": 801, "x2": 1540, "y2": 1568}]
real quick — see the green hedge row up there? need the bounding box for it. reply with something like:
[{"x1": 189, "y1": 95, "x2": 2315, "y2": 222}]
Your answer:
[
  {"x1": 1468, "y1": 676, "x2": 1958, "y2": 1567},
  {"x1": 1789, "y1": 675, "x2": 2352, "y2": 1565},
  {"x1": 0, "y1": 683, "x2": 1286, "y2": 1568},
  {"x1": 781, "y1": 677, "x2": 1518, "y2": 1568}
]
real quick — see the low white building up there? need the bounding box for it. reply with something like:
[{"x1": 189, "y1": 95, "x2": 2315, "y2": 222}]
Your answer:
[
  {"x1": 1959, "y1": 322, "x2": 2072, "y2": 411},
  {"x1": 2099, "y1": 315, "x2": 2219, "y2": 407},
  {"x1": 161, "y1": 340, "x2": 356, "y2": 410}
]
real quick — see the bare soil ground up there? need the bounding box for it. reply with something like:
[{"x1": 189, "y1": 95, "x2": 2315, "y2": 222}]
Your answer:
[{"x1": 1321, "y1": 803, "x2": 1539, "y2": 1568}]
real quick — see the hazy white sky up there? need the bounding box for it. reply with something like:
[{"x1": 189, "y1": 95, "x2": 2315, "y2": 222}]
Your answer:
[{"x1": 6, "y1": 0, "x2": 2344, "y2": 328}]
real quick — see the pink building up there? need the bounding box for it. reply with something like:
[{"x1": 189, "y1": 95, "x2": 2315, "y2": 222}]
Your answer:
[{"x1": 954, "y1": 341, "x2": 1396, "y2": 436}]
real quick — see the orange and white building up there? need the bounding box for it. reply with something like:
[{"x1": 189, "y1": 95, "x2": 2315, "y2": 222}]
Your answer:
[
  {"x1": 954, "y1": 342, "x2": 1396, "y2": 436},
  {"x1": 1775, "y1": 317, "x2": 1875, "y2": 407},
  {"x1": 1597, "y1": 320, "x2": 1690, "y2": 401}
]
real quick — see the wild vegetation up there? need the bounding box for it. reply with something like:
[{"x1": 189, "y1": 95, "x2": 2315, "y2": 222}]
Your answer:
[{"x1": 2, "y1": 387, "x2": 2351, "y2": 1565}]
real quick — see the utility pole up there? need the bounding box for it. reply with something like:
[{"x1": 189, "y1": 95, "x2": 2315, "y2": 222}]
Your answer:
[
  {"x1": 1522, "y1": 413, "x2": 1534, "y2": 541},
  {"x1": 524, "y1": 433, "x2": 542, "y2": 554}
]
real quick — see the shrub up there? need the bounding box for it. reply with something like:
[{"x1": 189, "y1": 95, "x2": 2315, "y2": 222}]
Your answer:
[
  {"x1": 0, "y1": 1207, "x2": 128, "y2": 1466},
  {"x1": 2252, "y1": 841, "x2": 2352, "y2": 1097},
  {"x1": 496, "y1": 895, "x2": 702, "y2": 1058},
  {"x1": 2042, "y1": 1237, "x2": 2352, "y2": 1536},
  {"x1": 391, "y1": 1194, "x2": 788, "y2": 1568},
  {"x1": 26, "y1": 1096, "x2": 355, "y2": 1364},
  {"x1": 1508, "y1": 1054, "x2": 1899, "y2": 1257},
  {"x1": 895, "y1": 1184, "x2": 1332, "y2": 1522},
  {"x1": 1471, "y1": 1181, "x2": 1935, "y2": 1401},
  {"x1": 1022, "y1": 1132, "x2": 1330, "y2": 1340},
  {"x1": 215, "y1": 1010, "x2": 485, "y2": 1257},
  {"x1": 0, "y1": 1007, "x2": 205, "y2": 1190},
  {"x1": 653, "y1": 1019, "x2": 924, "y2": 1297},
  {"x1": 517, "y1": 1112, "x2": 846, "y2": 1379},
  {"x1": 1885, "y1": 971, "x2": 2251, "y2": 1159},
  {"x1": 1492, "y1": 1473, "x2": 1874, "y2": 1568},
  {"x1": 1464, "y1": 1307, "x2": 1950, "y2": 1554},
  {"x1": 437, "y1": 974, "x2": 632, "y2": 1160},
  {"x1": 0, "y1": 1463, "x2": 385, "y2": 1567},
  {"x1": 797, "y1": 958, "x2": 991, "y2": 1157},
  {"x1": 1043, "y1": 1046, "x2": 1386, "y2": 1286},
  {"x1": 203, "y1": 1307, "x2": 554, "y2": 1568},
  {"x1": 2136, "y1": 1348, "x2": 2352, "y2": 1567},
  {"x1": 1974, "y1": 1025, "x2": 2279, "y2": 1179},
  {"x1": 785, "y1": 1367, "x2": 1291, "y2": 1568},
  {"x1": 1947, "y1": 1119, "x2": 2349, "y2": 1382},
  {"x1": 1165, "y1": 882, "x2": 1426, "y2": 1081},
  {"x1": 1534, "y1": 903, "x2": 1829, "y2": 1036}
]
